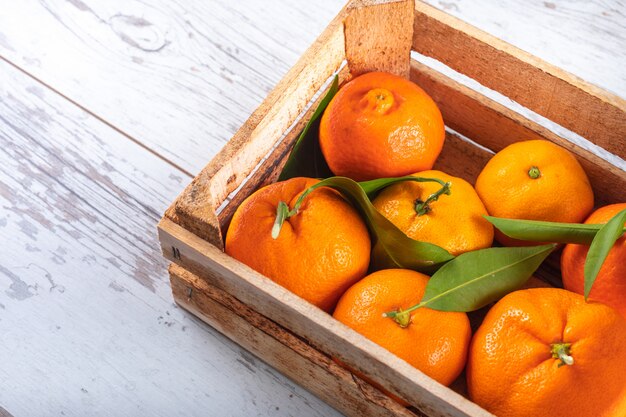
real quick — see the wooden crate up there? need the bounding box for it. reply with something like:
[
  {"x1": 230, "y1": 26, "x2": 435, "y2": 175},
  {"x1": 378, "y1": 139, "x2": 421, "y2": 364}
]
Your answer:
[{"x1": 157, "y1": 1, "x2": 626, "y2": 416}]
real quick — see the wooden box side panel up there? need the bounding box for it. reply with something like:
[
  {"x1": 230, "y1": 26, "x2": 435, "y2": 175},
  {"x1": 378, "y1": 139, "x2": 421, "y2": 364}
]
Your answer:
[
  {"x1": 169, "y1": 263, "x2": 422, "y2": 417},
  {"x1": 409, "y1": 60, "x2": 626, "y2": 206},
  {"x1": 215, "y1": 65, "x2": 351, "y2": 235},
  {"x1": 412, "y1": 1, "x2": 626, "y2": 159},
  {"x1": 157, "y1": 3, "x2": 625, "y2": 416},
  {"x1": 158, "y1": 218, "x2": 493, "y2": 417}
]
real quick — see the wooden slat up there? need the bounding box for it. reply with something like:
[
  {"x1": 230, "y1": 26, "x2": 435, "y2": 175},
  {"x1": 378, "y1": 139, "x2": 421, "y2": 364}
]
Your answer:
[
  {"x1": 344, "y1": 0, "x2": 415, "y2": 77},
  {"x1": 410, "y1": 60, "x2": 626, "y2": 206},
  {"x1": 216, "y1": 65, "x2": 352, "y2": 234},
  {"x1": 412, "y1": 1, "x2": 626, "y2": 159},
  {"x1": 416, "y1": 0, "x2": 626, "y2": 100},
  {"x1": 165, "y1": 7, "x2": 347, "y2": 248},
  {"x1": 158, "y1": 218, "x2": 493, "y2": 417},
  {"x1": 169, "y1": 263, "x2": 421, "y2": 417}
]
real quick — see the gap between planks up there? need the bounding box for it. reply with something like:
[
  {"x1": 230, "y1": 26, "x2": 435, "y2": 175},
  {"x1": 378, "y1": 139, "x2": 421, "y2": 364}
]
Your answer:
[{"x1": 0, "y1": 54, "x2": 194, "y2": 179}]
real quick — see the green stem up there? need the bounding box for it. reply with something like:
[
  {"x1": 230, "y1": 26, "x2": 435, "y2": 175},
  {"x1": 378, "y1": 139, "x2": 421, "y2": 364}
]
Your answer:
[
  {"x1": 551, "y1": 342, "x2": 574, "y2": 367},
  {"x1": 271, "y1": 183, "x2": 323, "y2": 239},
  {"x1": 389, "y1": 308, "x2": 411, "y2": 328},
  {"x1": 414, "y1": 181, "x2": 452, "y2": 216},
  {"x1": 383, "y1": 302, "x2": 426, "y2": 323},
  {"x1": 528, "y1": 166, "x2": 541, "y2": 179},
  {"x1": 271, "y1": 202, "x2": 290, "y2": 239}
]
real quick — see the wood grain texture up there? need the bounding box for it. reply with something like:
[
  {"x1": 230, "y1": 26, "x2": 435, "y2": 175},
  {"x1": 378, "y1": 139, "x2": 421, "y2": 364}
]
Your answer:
[
  {"x1": 168, "y1": 266, "x2": 554, "y2": 417},
  {"x1": 413, "y1": 1, "x2": 626, "y2": 159},
  {"x1": 158, "y1": 218, "x2": 493, "y2": 417},
  {"x1": 215, "y1": 65, "x2": 352, "y2": 236},
  {"x1": 0, "y1": 0, "x2": 623, "y2": 179},
  {"x1": 344, "y1": 0, "x2": 414, "y2": 77},
  {"x1": 165, "y1": 9, "x2": 346, "y2": 248},
  {"x1": 421, "y1": 0, "x2": 626, "y2": 99},
  {"x1": 0, "y1": 60, "x2": 340, "y2": 417},
  {"x1": 169, "y1": 263, "x2": 422, "y2": 417},
  {"x1": 1, "y1": 1, "x2": 625, "y2": 416},
  {"x1": 0, "y1": 0, "x2": 345, "y2": 175},
  {"x1": 410, "y1": 60, "x2": 626, "y2": 205}
]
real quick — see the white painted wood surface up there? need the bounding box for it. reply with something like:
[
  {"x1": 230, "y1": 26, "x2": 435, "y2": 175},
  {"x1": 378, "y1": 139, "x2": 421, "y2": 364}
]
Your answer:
[
  {"x1": 0, "y1": 59, "x2": 339, "y2": 417},
  {"x1": 0, "y1": 0, "x2": 624, "y2": 416},
  {"x1": 0, "y1": 0, "x2": 623, "y2": 176}
]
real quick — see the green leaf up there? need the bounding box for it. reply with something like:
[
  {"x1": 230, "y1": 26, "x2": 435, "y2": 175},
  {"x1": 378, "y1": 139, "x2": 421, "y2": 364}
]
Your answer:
[
  {"x1": 584, "y1": 208, "x2": 626, "y2": 299},
  {"x1": 418, "y1": 244, "x2": 556, "y2": 312},
  {"x1": 298, "y1": 176, "x2": 455, "y2": 273},
  {"x1": 278, "y1": 76, "x2": 338, "y2": 181},
  {"x1": 485, "y1": 216, "x2": 626, "y2": 244}
]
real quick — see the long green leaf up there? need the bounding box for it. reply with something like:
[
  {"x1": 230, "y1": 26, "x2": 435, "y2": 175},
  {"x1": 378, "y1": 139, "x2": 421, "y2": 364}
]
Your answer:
[
  {"x1": 300, "y1": 176, "x2": 454, "y2": 273},
  {"x1": 584, "y1": 208, "x2": 626, "y2": 299},
  {"x1": 485, "y1": 216, "x2": 625, "y2": 244},
  {"x1": 418, "y1": 244, "x2": 556, "y2": 312},
  {"x1": 278, "y1": 76, "x2": 338, "y2": 180}
]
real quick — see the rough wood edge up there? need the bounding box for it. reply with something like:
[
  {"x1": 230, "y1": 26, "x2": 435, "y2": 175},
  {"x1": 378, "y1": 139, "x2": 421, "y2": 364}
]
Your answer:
[
  {"x1": 158, "y1": 218, "x2": 493, "y2": 417},
  {"x1": 410, "y1": 60, "x2": 626, "y2": 205},
  {"x1": 216, "y1": 65, "x2": 352, "y2": 234},
  {"x1": 169, "y1": 263, "x2": 423, "y2": 417},
  {"x1": 164, "y1": 5, "x2": 348, "y2": 247},
  {"x1": 0, "y1": 407, "x2": 14, "y2": 417},
  {"x1": 412, "y1": 1, "x2": 626, "y2": 158},
  {"x1": 345, "y1": 0, "x2": 415, "y2": 77}
]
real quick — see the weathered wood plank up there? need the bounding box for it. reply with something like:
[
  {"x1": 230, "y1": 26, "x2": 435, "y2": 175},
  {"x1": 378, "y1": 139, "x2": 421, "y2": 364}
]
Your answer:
[
  {"x1": 158, "y1": 218, "x2": 493, "y2": 417},
  {"x1": 410, "y1": 60, "x2": 626, "y2": 205},
  {"x1": 169, "y1": 263, "x2": 421, "y2": 417},
  {"x1": 421, "y1": 0, "x2": 626, "y2": 99},
  {"x1": 344, "y1": 0, "x2": 414, "y2": 77},
  {"x1": 0, "y1": 60, "x2": 340, "y2": 417},
  {"x1": 413, "y1": 1, "x2": 626, "y2": 159}
]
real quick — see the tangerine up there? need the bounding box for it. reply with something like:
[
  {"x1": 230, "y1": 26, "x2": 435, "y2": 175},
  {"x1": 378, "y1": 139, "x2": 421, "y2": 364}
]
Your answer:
[
  {"x1": 467, "y1": 288, "x2": 626, "y2": 417},
  {"x1": 225, "y1": 177, "x2": 371, "y2": 312},
  {"x1": 333, "y1": 269, "x2": 471, "y2": 387},
  {"x1": 372, "y1": 170, "x2": 493, "y2": 256},
  {"x1": 475, "y1": 140, "x2": 594, "y2": 246},
  {"x1": 561, "y1": 203, "x2": 626, "y2": 318},
  {"x1": 319, "y1": 72, "x2": 445, "y2": 181}
]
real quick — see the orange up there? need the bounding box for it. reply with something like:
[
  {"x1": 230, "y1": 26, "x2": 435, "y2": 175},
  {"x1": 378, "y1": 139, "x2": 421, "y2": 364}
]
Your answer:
[
  {"x1": 561, "y1": 203, "x2": 626, "y2": 319},
  {"x1": 372, "y1": 170, "x2": 493, "y2": 256},
  {"x1": 319, "y1": 71, "x2": 445, "y2": 181},
  {"x1": 225, "y1": 177, "x2": 371, "y2": 312},
  {"x1": 475, "y1": 140, "x2": 594, "y2": 246},
  {"x1": 333, "y1": 269, "x2": 471, "y2": 388},
  {"x1": 467, "y1": 288, "x2": 626, "y2": 417}
]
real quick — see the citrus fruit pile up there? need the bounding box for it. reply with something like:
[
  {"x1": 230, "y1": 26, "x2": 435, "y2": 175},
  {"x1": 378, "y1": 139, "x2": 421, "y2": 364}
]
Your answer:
[{"x1": 224, "y1": 71, "x2": 626, "y2": 416}]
